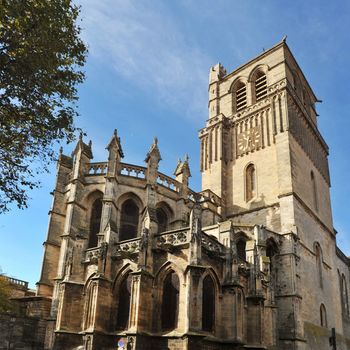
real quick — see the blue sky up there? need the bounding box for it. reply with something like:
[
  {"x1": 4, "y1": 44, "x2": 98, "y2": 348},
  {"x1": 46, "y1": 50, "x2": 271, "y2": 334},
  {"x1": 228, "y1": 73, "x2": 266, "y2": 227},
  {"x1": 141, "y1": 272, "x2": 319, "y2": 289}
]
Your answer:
[{"x1": 1, "y1": 0, "x2": 350, "y2": 288}]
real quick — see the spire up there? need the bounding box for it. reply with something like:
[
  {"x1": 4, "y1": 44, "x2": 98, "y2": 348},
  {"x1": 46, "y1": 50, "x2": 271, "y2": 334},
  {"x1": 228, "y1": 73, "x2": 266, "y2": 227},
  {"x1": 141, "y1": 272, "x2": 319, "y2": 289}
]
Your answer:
[
  {"x1": 145, "y1": 137, "x2": 161, "y2": 164},
  {"x1": 106, "y1": 129, "x2": 124, "y2": 158},
  {"x1": 106, "y1": 129, "x2": 123, "y2": 177},
  {"x1": 145, "y1": 137, "x2": 161, "y2": 185},
  {"x1": 72, "y1": 132, "x2": 93, "y2": 159},
  {"x1": 174, "y1": 155, "x2": 191, "y2": 190}
]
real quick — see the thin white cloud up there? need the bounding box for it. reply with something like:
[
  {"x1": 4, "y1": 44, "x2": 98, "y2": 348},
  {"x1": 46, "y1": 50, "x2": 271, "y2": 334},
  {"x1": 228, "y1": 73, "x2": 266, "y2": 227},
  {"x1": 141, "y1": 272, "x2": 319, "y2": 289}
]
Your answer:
[{"x1": 77, "y1": 0, "x2": 211, "y2": 119}]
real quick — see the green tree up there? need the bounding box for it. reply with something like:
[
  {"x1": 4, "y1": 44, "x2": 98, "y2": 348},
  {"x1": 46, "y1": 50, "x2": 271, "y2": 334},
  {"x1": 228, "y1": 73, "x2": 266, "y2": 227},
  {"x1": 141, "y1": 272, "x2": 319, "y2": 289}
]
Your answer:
[
  {"x1": 0, "y1": 274, "x2": 14, "y2": 312},
  {"x1": 0, "y1": 0, "x2": 87, "y2": 212}
]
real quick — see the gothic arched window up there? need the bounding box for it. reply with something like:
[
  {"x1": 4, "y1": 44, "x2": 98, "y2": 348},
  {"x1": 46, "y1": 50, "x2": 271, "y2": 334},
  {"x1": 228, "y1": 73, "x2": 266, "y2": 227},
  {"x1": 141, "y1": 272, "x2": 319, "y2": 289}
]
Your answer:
[
  {"x1": 315, "y1": 244, "x2": 323, "y2": 289},
  {"x1": 311, "y1": 171, "x2": 318, "y2": 212},
  {"x1": 89, "y1": 198, "x2": 102, "y2": 248},
  {"x1": 116, "y1": 274, "x2": 132, "y2": 330},
  {"x1": 120, "y1": 199, "x2": 139, "y2": 241},
  {"x1": 156, "y1": 208, "x2": 168, "y2": 234},
  {"x1": 320, "y1": 303, "x2": 327, "y2": 327},
  {"x1": 254, "y1": 71, "x2": 267, "y2": 102},
  {"x1": 236, "y1": 239, "x2": 246, "y2": 261},
  {"x1": 202, "y1": 275, "x2": 215, "y2": 332},
  {"x1": 235, "y1": 81, "x2": 247, "y2": 112},
  {"x1": 266, "y1": 238, "x2": 279, "y2": 271},
  {"x1": 161, "y1": 271, "x2": 179, "y2": 331},
  {"x1": 342, "y1": 274, "x2": 349, "y2": 316},
  {"x1": 84, "y1": 282, "x2": 97, "y2": 330},
  {"x1": 245, "y1": 164, "x2": 256, "y2": 202}
]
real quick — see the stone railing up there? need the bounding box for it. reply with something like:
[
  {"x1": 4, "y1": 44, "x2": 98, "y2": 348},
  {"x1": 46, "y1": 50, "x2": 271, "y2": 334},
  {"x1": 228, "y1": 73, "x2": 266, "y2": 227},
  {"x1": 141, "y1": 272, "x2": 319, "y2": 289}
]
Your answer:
[
  {"x1": 87, "y1": 162, "x2": 108, "y2": 176},
  {"x1": 114, "y1": 237, "x2": 141, "y2": 257},
  {"x1": 198, "y1": 189, "x2": 222, "y2": 206},
  {"x1": 1, "y1": 275, "x2": 28, "y2": 289},
  {"x1": 119, "y1": 162, "x2": 146, "y2": 179},
  {"x1": 157, "y1": 173, "x2": 181, "y2": 192},
  {"x1": 187, "y1": 189, "x2": 222, "y2": 209},
  {"x1": 155, "y1": 227, "x2": 190, "y2": 249},
  {"x1": 201, "y1": 232, "x2": 225, "y2": 256}
]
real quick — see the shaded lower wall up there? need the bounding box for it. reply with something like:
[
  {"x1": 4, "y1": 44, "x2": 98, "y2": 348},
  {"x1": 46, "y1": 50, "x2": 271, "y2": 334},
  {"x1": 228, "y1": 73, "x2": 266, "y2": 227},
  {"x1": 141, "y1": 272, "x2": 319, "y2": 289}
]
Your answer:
[
  {"x1": 304, "y1": 322, "x2": 350, "y2": 350},
  {"x1": 52, "y1": 333, "x2": 249, "y2": 350},
  {"x1": 0, "y1": 296, "x2": 51, "y2": 350},
  {"x1": 0, "y1": 313, "x2": 44, "y2": 350}
]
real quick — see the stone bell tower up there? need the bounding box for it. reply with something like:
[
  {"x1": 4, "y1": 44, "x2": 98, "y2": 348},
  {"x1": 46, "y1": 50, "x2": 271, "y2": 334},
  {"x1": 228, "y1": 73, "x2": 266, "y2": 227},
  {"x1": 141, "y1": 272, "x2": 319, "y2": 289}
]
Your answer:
[
  {"x1": 199, "y1": 38, "x2": 332, "y2": 234},
  {"x1": 199, "y1": 38, "x2": 337, "y2": 349}
]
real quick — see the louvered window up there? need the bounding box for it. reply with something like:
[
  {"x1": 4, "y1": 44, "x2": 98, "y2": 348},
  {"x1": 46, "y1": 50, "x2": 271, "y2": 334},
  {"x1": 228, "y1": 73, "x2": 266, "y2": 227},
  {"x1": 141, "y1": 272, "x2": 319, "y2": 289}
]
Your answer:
[
  {"x1": 255, "y1": 73, "x2": 267, "y2": 101},
  {"x1": 235, "y1": 83, "x2": 247, "y2": 111}
]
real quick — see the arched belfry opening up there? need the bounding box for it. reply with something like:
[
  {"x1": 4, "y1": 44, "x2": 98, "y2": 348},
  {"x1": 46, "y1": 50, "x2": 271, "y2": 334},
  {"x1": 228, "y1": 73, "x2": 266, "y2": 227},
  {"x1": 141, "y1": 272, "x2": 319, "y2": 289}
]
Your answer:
[
  {"x1": 89, "y1": 198, "x2": 102, "y2": 248},
  {"x1": 254, "y1": 70, "x2": 267, "y2": 102},
  {"x1": 119, "y1": 199, "x2": 139, "y2": 241}
]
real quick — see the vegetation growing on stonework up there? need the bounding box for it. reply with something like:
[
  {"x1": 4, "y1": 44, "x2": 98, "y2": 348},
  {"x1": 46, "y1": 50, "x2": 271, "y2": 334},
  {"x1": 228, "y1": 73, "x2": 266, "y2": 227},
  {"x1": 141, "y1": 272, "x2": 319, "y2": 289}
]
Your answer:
[{"x1": 0, "y1": 0, "x2": 87, "y2": 213}]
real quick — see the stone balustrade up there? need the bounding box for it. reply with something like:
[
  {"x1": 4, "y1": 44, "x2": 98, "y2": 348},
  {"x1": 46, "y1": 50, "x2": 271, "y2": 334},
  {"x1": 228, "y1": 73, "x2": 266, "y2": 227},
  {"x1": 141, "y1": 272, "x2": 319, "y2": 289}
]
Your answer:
[
  {"x1": 85, "y1": 160, "x2": 222, "y2": 211},
  {"x1": 119, "y1": 162, "x2": 146, "y2": 179},
  {"x1": 87, "y1": 162, "x2": 108, "y2": 175},
  {"x1": 156, "y1": 173, "x2": 181, "y2": 192},
  {"x1": 114, "y1": 237, "x2": 141, "y2": 257},
  {"x1": 201, "y1": 232, "x2": 225, "y2": 256},
  {"x1": 1, "y1": 275, "x2": 28, "y2": 289},
  {"x1": 155, "y1": 227, "x2": 190, "y2": 249}
]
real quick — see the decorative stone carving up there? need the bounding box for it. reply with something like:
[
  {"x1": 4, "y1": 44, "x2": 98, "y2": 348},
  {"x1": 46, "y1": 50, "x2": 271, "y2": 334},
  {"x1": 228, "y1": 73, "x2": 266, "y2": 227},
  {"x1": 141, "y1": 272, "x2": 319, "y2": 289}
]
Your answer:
[{"x1": 155, "y1": 229, "x2": 189, "y2": 249}]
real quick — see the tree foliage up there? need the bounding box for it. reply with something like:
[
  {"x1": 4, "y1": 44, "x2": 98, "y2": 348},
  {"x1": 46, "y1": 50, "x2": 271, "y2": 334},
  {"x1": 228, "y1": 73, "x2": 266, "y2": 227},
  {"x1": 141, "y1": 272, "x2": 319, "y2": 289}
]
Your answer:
[
  {"x1": 0, "y1": 0, "x2": 87, "y2": 212},
  {"x1": 0, "y1": 275, "x2": 15, "y2": 313}
]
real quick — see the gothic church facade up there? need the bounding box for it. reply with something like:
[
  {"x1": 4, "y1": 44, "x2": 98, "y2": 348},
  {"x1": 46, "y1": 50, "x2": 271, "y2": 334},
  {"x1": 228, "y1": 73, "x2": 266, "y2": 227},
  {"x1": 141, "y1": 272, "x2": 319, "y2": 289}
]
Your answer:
[{"x1": 36, "y1": 40, "x2": 350, "y2": 350}]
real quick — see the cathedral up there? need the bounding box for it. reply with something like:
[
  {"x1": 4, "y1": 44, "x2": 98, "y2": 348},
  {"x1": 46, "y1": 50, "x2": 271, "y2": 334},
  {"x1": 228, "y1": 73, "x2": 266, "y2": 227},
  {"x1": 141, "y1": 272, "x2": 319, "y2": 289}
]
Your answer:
[{"x1": 34, "y1": 39, "x2": 350, "y2": 350}]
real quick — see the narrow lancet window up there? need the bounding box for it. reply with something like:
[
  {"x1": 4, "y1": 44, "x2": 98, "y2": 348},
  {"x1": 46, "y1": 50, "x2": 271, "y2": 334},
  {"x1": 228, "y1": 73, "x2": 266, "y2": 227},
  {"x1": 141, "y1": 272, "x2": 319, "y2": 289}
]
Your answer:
[
  {"x1": 202, "y1": 275, "x2": 215, "y2": 332},
  {"x1": 245, "y1": 164, "x2": 256, "y2": 202},
  {"x1": 89, "y1": 198, "x2": 102, "y2": 248},
  {"x1": 315, "y1": 244, "x2": 323, "y2": 289},
  {"x1": 156, "y1": 208, "x2": 168, "y2": 234},
  {"x1": 161, "y1": 271, "x2": 179, "y2": 331},
  {"x1": 320, "y1": 304, "x2": 327, "y2": 327},
  {"x1": 116, "y1": 275, "x2": 132, "y2": 330},
  {"x1": 311, "y1": 171, "x2": 318, "y2": 212},
  {"x1": 120, "y1": 199, "x2": 139, "y2": 241},
  {"x1": 342, "y1": 275, "x2": 349, "y2": 316}
]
